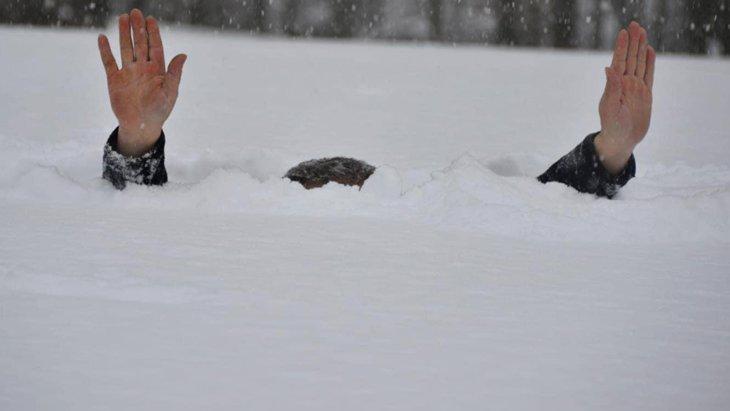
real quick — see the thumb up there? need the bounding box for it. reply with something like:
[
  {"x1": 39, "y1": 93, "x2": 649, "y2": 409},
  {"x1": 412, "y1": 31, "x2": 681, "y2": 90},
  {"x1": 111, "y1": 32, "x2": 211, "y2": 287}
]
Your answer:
[
  {"x1": 603, "y1": 67, "x2": 622, "y2": 99},
  {"x1": 166, "y1": 54, "x2": 187, "y2": 87},
  {"x1": 601, "y1": 66, "x2": 622, "y2": 111}
]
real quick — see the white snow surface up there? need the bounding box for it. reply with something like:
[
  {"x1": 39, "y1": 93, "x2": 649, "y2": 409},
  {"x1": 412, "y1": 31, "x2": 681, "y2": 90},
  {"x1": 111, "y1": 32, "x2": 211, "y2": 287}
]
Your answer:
[{"x1": 1, "y1": 27, "x2": 729, "y2": 410}]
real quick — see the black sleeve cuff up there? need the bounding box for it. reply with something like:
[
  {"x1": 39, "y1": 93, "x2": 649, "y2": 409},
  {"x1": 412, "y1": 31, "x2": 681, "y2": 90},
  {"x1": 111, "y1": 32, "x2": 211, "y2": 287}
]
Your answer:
[
  {"x1": 102, "y1": 127, "x2": 168, "y2": 190},
  {"x1": 537, "y1": 132, "x2": 636, "y2": 198}
]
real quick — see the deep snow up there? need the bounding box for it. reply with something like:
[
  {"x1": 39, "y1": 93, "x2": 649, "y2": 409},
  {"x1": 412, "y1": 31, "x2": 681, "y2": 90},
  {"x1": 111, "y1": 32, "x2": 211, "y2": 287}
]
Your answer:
[{"x1": 1, "y1": 27, "x2": 729, "y2": 410}]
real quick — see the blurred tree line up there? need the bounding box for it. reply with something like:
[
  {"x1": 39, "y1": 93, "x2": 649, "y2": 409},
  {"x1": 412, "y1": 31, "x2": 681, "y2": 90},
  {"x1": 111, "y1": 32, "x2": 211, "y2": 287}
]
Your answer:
[{"x1": 1, "y1": 0, "x2": 728, "y2": 55}]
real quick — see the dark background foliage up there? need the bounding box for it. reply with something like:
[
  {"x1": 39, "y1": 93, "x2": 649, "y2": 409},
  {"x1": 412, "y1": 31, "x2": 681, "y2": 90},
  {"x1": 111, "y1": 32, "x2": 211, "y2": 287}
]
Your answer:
[{"x1": 1, "y1": 0, "x2": 728, "y2": 55}]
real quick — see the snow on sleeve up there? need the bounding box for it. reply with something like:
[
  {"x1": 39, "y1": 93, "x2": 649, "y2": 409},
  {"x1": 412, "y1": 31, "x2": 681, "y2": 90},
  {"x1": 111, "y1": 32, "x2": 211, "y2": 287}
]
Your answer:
[
  {"x1": 538, "y1": 132, "x2": 636, "y2": 199},
  {"x1": 102, "y1": 127, "x2": 168, "y2": 190}
]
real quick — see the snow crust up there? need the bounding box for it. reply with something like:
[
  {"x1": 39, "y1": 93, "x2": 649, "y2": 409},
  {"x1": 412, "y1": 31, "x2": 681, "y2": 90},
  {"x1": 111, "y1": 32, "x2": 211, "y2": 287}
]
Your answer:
[{"x1": 1, "y1": 27, "x2": 729, "y2": 410}]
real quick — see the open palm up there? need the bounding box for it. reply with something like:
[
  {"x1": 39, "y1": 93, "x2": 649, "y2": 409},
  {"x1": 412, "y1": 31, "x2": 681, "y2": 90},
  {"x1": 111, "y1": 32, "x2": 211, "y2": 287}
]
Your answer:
[
  {"x1": 596, "y1": 22, "x2": 656, "y2": 173},
  {"x1": 98, "y1": 9, "x2": 187, "y2": 156}
]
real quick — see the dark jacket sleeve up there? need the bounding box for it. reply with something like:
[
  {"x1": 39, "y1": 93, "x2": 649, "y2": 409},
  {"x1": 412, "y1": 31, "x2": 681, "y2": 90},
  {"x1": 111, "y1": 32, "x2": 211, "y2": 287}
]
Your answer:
[
  {"x1": 537, "y1": 132, "x2": 635, "y2": 198},
  {"x1": 102, "y1": 127, "x2": 168, "y2": 190}
]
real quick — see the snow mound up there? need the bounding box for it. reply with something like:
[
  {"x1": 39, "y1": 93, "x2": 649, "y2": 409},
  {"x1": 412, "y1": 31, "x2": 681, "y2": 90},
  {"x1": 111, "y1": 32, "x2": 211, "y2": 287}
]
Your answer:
[{"x1": 3, "y1": 144, "x2": 729, "y2": 244}]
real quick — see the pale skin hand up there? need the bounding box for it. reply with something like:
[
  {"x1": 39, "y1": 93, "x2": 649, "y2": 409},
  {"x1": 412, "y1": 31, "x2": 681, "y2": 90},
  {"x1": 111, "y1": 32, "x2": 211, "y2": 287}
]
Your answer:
[
  {"x1": 99, "y1": 15, "x2": 651, "y2": 168},
  {"x1": 595, "y1": 21, "x2": 656, "y2": 174},
  {"x1": 98, "y1": 9, "x2": 187, "y2": 157}
]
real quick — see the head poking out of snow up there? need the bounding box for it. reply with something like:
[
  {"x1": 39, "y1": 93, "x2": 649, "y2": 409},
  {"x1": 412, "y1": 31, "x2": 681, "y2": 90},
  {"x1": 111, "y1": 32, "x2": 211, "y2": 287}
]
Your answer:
[{"x1": 284, "y1": 157, "x2": 376, "y2": 189}]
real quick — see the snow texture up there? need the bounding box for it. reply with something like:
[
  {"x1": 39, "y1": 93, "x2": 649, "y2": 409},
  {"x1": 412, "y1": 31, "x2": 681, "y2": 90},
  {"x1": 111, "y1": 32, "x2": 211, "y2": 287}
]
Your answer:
[{"x1": 1, "y1": 27, "x2": 729, "y2": 410}]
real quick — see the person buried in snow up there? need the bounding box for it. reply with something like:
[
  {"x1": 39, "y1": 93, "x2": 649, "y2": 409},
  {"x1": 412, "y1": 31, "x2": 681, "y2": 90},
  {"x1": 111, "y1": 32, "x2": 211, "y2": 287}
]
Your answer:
[{"x1": 97, "y1": 9, "x2": 655, "y2": 199}]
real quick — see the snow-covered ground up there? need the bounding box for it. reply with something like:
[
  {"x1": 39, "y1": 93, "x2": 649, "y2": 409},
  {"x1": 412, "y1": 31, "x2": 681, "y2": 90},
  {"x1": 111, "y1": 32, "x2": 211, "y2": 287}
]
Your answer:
[{"x1": 1, "y1": 26, "x2": 729, "y2": 410}]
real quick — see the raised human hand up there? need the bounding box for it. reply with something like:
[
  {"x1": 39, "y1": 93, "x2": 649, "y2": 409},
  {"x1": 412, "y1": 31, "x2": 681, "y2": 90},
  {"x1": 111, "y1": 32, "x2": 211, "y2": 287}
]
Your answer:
[
  {"x1": 595, "y1": 21, "x2": 656, "y2": 174},
  {"x1": 98, "y1": 9, "x2": 187, "y2": 156}
]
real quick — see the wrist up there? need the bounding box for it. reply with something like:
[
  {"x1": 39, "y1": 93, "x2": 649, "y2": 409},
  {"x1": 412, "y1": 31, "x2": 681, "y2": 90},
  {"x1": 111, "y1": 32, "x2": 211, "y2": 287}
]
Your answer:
[
  {"x1": 594, "y1": 132, "x2": 634, "y2": 175},
  {"x1": 117, "y1": 123, "x2": 163, "y2": 157}
]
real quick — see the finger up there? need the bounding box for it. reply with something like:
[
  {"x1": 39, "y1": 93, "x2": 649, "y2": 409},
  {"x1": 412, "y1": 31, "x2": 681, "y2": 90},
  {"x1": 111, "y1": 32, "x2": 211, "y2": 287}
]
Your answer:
[
  {"x1": 625, "y1": 21, "x2": 641, "y2": 75},
  {"x1": 165, "y1": 54, "x2": 188, "y2": 92},
  {"x1": 98, "y1": 34, "x2": 119, "y2": 77},
  {"x1": 118, "y1": 14, "x2": 133, "y2": 66},
  {"x1": 146, "y1": 16, "x2": 166, "y2": 74},
  {"x1": 610, "y1": 29, "x2": 628, "y2": 75},
  {"x1": 130, "y1": 9, "x2": 148, "y2": 62},
  {"x1": 644, "y1": 46, "x2": 656, "y2": 91},
  {"x1": 635, "y1": 27, "x2": 648, "y2": 79}
]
